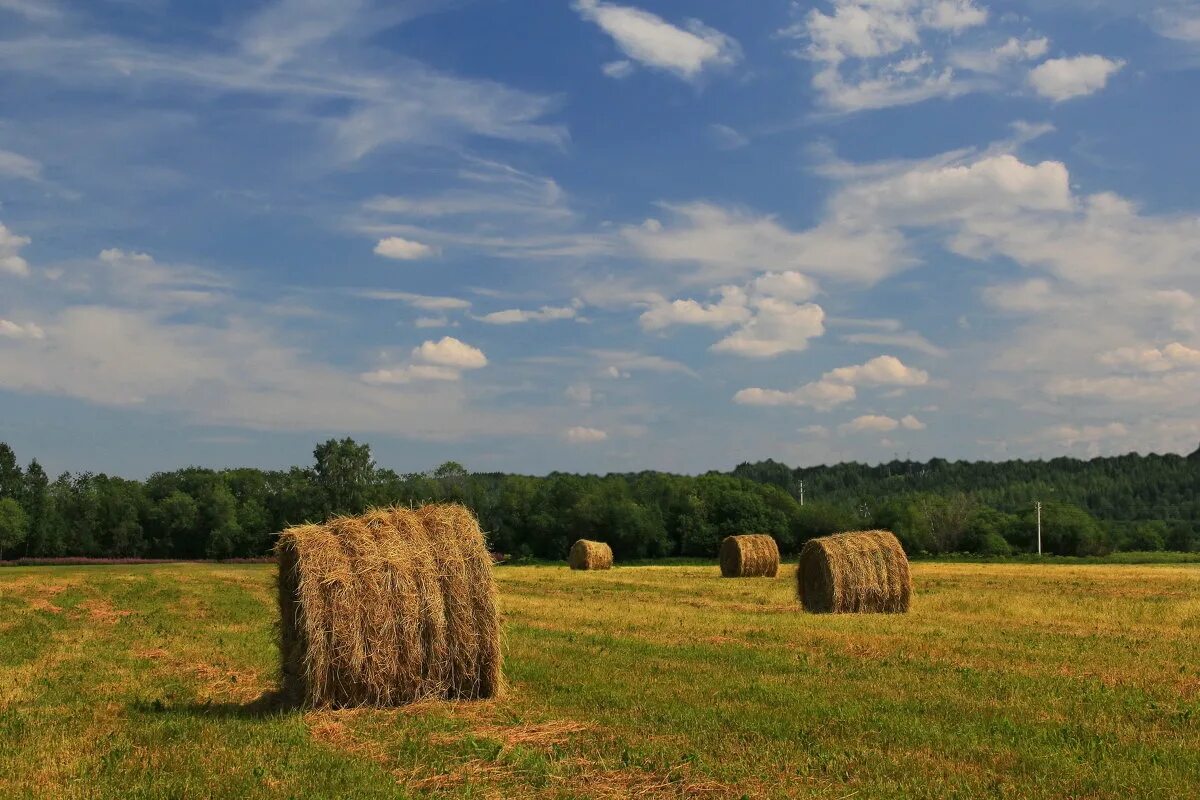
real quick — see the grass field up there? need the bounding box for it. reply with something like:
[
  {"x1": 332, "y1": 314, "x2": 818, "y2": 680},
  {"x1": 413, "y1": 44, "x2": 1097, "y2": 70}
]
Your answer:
[{"x1": 1, "y1": 562, "x2": 1198, "y2": 799}]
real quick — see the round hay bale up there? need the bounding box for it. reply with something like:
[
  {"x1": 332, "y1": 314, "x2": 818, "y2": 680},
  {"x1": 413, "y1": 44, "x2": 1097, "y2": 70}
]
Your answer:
[
  {"x1": 568, "y1": 539, "x2": 612, "y2": 570},
  {"x1": 797, "y1": 529, "x2": 911, "y2": 614},
  {"x1": 276, "y1": 503, "x2": 501, "y2": 707},
  {"x1": 719, "y1": 534, "x2": 780, "y2": 578}
]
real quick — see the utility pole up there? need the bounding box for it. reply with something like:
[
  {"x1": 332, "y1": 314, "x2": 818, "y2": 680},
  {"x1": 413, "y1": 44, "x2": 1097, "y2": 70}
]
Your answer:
[
  {"x1": 1036, "y1": 501, "x2": 1042, "y2": 555},
  {"x1": 799, "y1": 480, "x2": 805, "y2": 507}
]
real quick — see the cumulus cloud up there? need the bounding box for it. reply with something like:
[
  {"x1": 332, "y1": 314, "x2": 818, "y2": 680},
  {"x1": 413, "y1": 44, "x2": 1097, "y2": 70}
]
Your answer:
[
  {"x1": 1099, "y1": 343, "x2": 1200, "y2": 372},
  {"x1": 734, "y1": 382, "x2": 857, "y2": 411},
  {"x1": 374, "y1": 236, "x2": 435, "y2": 260},
  {"x1": 840, "y1": 414, "x2": 902, "y2": 433},
  {"x1": 832, "y1": 154, "x2": 1074, "y2": 226},
  {"x1": 824, "y1": 354, "x2": 930, "y2": 386},
  {"x1": 573, "y1": 0, "x2": 740, "y2": 80},
  {"x1": 412, "y1": 336, "x2": 487, "y2": 369},
  {"x1": 0, "y1": 221, "x2": 32, "y2": 277},
  {"x1": 625, "y1": 203, "x2": 906, "y2": 285},
  {"x1": 711, "y1": 298, "x2": 826, "y2": 358},
  {"x1": 784, "y1": 0, "x2": 991, "y2": 111},
  {"x1": 735, "y1": 354, "x2": 928, "y2": 410},
  {"x1": 639, "y1": 286, "x2": 751, "y2": 330},
  {"x1": 1028, "y1": 55, "x2": 1124, "y2": 101},
  {"x1": 642, "y1": 274, "x2": 827, "y2": 358},
  {"x1": 0, "y1": 319, "x2": 45, "y2": 340},
  {"x1": 564, "y1": 425, "x2": 608, "y2": 443}
]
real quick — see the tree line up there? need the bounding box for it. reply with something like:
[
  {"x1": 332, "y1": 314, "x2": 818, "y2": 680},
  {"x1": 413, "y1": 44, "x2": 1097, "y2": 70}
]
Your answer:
[{"x1": 0, "y1": 439, "x2": 1197, "y2": 561}]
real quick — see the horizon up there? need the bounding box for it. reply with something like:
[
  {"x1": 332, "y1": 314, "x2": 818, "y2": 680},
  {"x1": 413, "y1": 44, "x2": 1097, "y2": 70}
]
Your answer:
[
  {"x1": 2, "y1": 1, "x2": 1199, "y2": 477},
  {"x1": 2, "y1": 435, "x2": 1195, "y2": 483}
]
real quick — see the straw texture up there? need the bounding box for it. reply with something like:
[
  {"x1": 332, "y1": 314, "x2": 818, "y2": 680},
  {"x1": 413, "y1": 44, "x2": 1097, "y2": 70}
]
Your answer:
[
  {"x1": 719, "y1": 534, "x2": 780, "y2": 578},
  {"x1": 568, "y1": 539, "x2": 613, "y2": 570},
  {"x1": 276, "y1": 504, "x2": 501, "y2": 707},
  {"x1": 797, "y1": 529, "x2": 911, "y2": 613}
]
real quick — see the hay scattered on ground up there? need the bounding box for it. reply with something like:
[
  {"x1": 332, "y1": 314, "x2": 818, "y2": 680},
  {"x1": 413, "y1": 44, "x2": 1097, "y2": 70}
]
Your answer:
[
  {"x1": 276, "y1": 503, "x2": 502, "y2": 707},
  {"x1": 797, "y1": 529, "x2": 911, "y2": 613},
  {"x1": 719, "y1": 535, "x2": 780, "y2": 578},
  {"x1": 569, "y1": 540, "x2": 613, "y2": 571}
]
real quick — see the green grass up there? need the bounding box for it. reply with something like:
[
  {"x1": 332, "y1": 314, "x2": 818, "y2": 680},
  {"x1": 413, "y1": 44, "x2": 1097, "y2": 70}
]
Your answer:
[{"x1": 1, "y1": 562, "x2": 1198, "y2": 798}]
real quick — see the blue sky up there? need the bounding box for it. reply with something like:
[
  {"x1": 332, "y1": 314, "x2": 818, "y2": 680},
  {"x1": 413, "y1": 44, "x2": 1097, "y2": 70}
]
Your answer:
[{"x1": 2, "y1": 0, "x2": 1199, "y2": 477}]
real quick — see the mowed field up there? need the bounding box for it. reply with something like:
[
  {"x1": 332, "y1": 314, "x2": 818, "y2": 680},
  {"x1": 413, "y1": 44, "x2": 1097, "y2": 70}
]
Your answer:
[{"x1": 1, "y1": 562, "x2": 1198, "y2": 800}]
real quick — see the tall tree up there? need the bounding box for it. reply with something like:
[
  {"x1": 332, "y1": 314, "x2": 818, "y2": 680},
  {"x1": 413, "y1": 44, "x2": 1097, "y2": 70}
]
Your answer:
[
  {"x1": 312, "y1": 438, "x2": 376, "y2": 516},
  {"x1": 0, "y1": 497, "x2": 28, "y2": 560},
  {"x1": 0, "y1": 443, "x2": 23, "y2": 501},
  {"x1": 20, "y1": 459, "x2": 49, "y2": 557}
]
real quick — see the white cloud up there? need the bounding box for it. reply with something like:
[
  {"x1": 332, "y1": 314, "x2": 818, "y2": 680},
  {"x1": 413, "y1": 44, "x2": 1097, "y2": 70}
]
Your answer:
[
  {"x1": 624, "y1": 202, "x2": 908, "y2": 285},
  {"x1": 639, "y1": 286, "x2": 750, "y2": 330},
  {"x1": 414, "y1": 315, "x2": 453, "y2": 328},
  {"x1": 0, "y1": 221, "x2": 32, "y2": 277},
  {"x1": 360, "y1": 364, "x2": 461, "y2": 385},
  {"x1": 832, "y1": 154, "x2": 1074, "y2": 226},
  {"x1": 602, "y1": 60, "x2": 635, "y2": 79},
  {"x1": 709, "y1": 123, "x2": 749, "y2": 150},
  {"x1": 564, "y1": 425, "x2": 608, "y2": 443},
  {"x1": 734, "y1": 382, "x2": 858, "y2": 411},
  {"x1": 591, "y1": 349, "x2": 698, "y2": 378},
  {"x1": 825, "y1": 354, "x2": 930, "y2": 386},
  {"x1": 478, "y1": 304, "x2": 579, "y2": 325},
  {"x1": 412, "y1": 336, "x2": 487, "y2": 369},
  {"x1": 0, "y1": 148, "x2": 42, "y2": 181},
  {"x1": 711, "y1": 298, "x2": 826, "y2": 358},
  {"x1": 735, "y1": 354, "x2": 928, "y2": 411},
  {"x1": 1099, "y1": 343, "x2": 1200, "y2": 372},
  {"x1": 0, "y1": 319, "x2": 45, "y2": 340},
  {"x1": 996, "y1": 36, "x2": 1049, "y2": 61},
  {"x1": 840, "y1": 414, "x2": 901, "y2": 433},
  {"x1": 565, "y1": 383, "x2": 594, "y2": 406},
  {"x1": 0, "y1": 7, "x2": 567, "y2": 164},
  {"x1": 642, "y1": 274, "x2": 827, "y2": 358},
  {"x1": 374, "y1": 236, "x2": 435, "y2": 260},
  {"x1": 0, "y1": 0, "x2": 61, "y2": 21},
  {"x1": 351, "y1": 290, "x2": 471, "y2": 311},
  {"x1": 786, "y1": 0, "x2": 990, "y2": 111},
  {"x1": 1041, "y1": 422, "x2": 1129, "y2": 449},
  {"x1": 900, "y1": 414, "x2": 926, "y2": 430},
  {"x1": 751, "y1": 271, "x2": 820, "y2": 302},
  {"x1": 1028, "y1": 55, "x2": 1124, "y2": 101},
  {"x1": 573, "y1": 0, "x2": 740, "y2": 80}
]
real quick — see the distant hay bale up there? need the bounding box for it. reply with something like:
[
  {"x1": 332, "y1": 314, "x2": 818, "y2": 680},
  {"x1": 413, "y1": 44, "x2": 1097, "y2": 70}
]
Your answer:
[
  {"x1": 276, "y1": 503, "x2": 501, "y2": 708},
  {"x1": 797, "y1": 529, "x2": 911, "y2": 614},
  {"x1": 569, "y1": 539, "x2": 613, "y2": 570},
  {"x1": 719, "y1": 534, "x2": 780, "y2": 578}
]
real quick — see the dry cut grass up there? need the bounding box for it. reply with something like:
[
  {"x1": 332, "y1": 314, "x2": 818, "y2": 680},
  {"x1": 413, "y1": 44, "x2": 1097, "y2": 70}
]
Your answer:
[{"x1": 0, "y1": 560, "x2": 1198, "y2": 798}]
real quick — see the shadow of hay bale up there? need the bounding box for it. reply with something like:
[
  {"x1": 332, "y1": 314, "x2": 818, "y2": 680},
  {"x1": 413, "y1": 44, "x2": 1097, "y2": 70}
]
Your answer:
[{"x1": 131, "y1": 689, "x2": 298, "y2": 720}]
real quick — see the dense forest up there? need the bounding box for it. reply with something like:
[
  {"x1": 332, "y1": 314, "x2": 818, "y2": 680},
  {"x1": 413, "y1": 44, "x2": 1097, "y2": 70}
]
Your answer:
[{"x1": 0, "y1": 439, "x2": 1197, "y2": 562}]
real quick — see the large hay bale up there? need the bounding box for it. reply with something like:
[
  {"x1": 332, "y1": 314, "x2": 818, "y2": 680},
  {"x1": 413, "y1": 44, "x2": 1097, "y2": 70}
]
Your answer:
[
  {"x1": 797, "y1": 529, "x2": 911, "y2": 613},
  {"x1": 276, "y1": 503, "x2": 501, "y2": 707},
  {"x1": 568, "y1": 539, "x2": 612, "y2": 570},
  {"x1": 719, "y1": 534, "x2": 780, "y2": 578}
]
